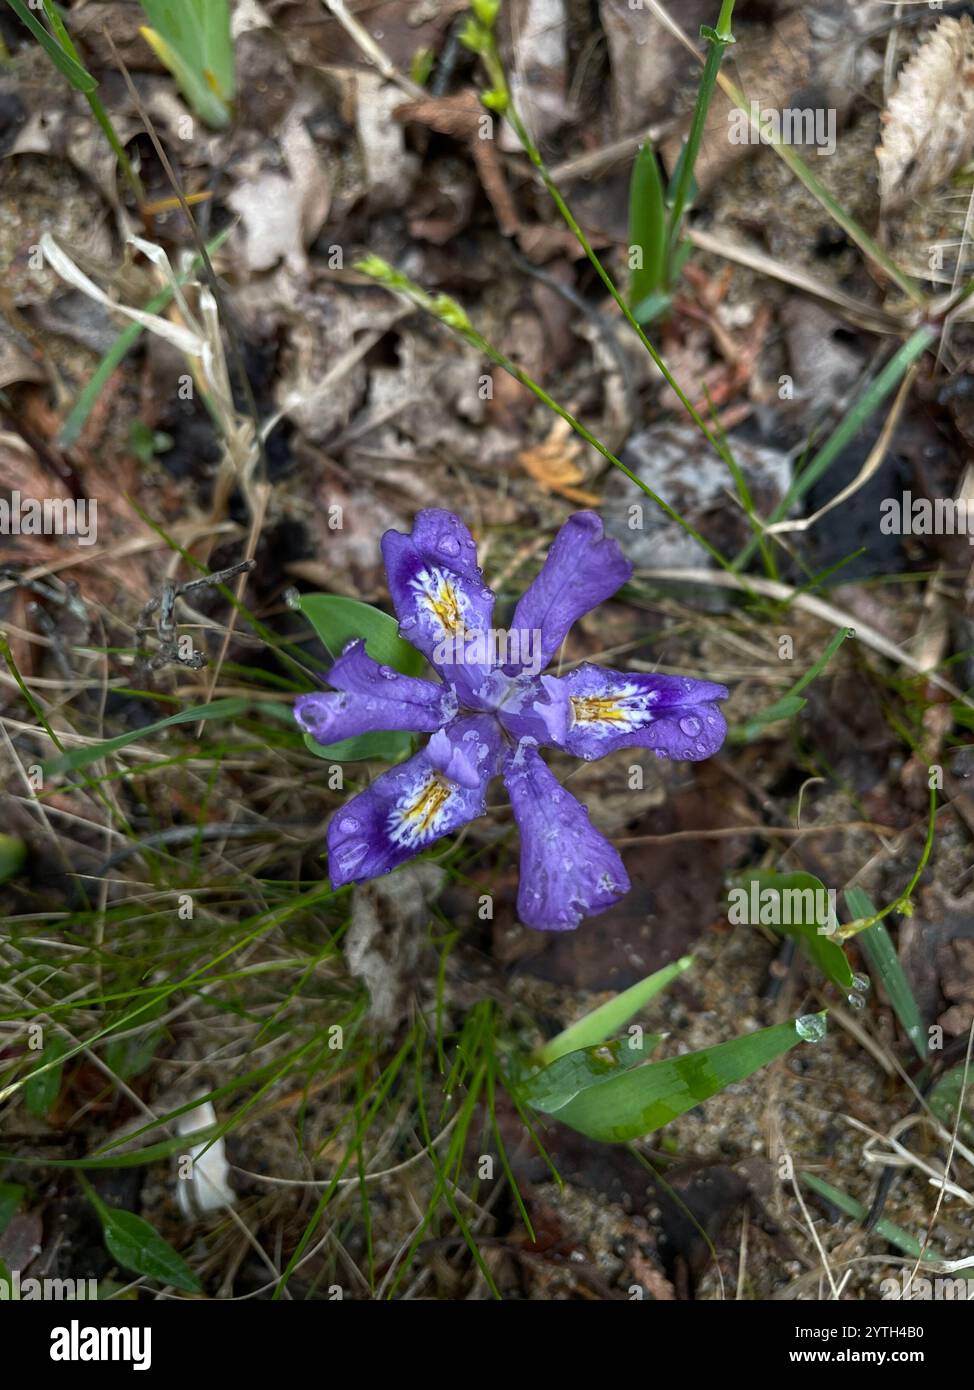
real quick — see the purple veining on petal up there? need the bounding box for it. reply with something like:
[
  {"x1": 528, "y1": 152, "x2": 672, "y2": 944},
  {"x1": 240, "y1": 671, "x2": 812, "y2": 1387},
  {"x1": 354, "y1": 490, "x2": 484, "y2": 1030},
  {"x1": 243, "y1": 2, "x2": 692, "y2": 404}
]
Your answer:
[
  {"x1": 532, "y1": 663, "x2": 729, "y2": 762},
  {"x1": 326, "y1": 715, "x2": 502, "y2": 887},
  {"x1": 381, "y1": 510, "x2": 496, "y2": 702},
  {"x1": 293, "y1": 639, "x2": 456, "y2": 745},
  {"x1": 507, "y1": 512, "x2": 632, "y2": 673},
  {"x1": 503, "y1": 741, "x2": 630, "y2": 931}
]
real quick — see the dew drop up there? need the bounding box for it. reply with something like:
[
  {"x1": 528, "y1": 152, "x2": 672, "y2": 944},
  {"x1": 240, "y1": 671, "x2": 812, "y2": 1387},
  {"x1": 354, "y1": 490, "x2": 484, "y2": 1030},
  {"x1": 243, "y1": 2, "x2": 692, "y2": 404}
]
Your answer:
[
  {"x1": 338, "y1": 842, "x2": 367, "y2": 873},
  {"x1": 438, "y1": 536, "x2": 461, "y2": 558},
  {"x1": 796, "y1": 1013, "x2": 827, "y2": 1043},
  {"x1": 338, "y1": 816, "x2": 359, "y2": 833},
  {"x1": 847, "y1": 991, "x2": 867, "y2": 1010},
  {"x1": 378, "y1": 665, "x2": 397, "y2": 680},
  {"x1": 283, "y1": 587, "x2": 302, "y2": 610},
  {"x1": 851, "y1": 972, "x2": 870, "y2": 993},
  {"x1": 399, "y1": 616, "x2": 416, "y2": 632},
  {"x1": 679, "y1": 715, "x2": 702, "y2": 737}
]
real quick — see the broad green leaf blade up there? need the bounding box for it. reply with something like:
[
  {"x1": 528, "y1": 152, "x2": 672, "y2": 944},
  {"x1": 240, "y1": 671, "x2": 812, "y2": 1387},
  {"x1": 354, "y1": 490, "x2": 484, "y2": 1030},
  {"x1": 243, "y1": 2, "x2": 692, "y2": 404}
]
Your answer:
[
  {"x1": 139, "y1": 25, "x2": 231, "y2": 128},
  {"x1": 295, "y1": 594, "x2": 425, "y2": 676},
  {"x1": 550, "y1": 1014, "x2": 822, "y2": 1143},
  {"x1": 0, "y1": 834, "x2": 26, "y2": 884},
  {"x1": 137, "y1": 0, "x2": 234, "y2": 125},
  {"x1": 25, "y1": 1038, "x2": 68, "y2": 1118},
  {"x1": 844, "y1": 886, "x2": 927, "y2": 1061},
  {"x1": 737, "y1": 870, "x2": 854, "y2": 990},
  {"x1": 628, "y1": 143, "x2": 666, "y2": 310},
  {"x1": 4, "y1": 0, "x2": 98, "y2": 92},
  {"x1": 303, "y1": 729, "x2": 412, "y2": 764},
  {"x1": 41, "y1": 697, "x2": 250, "y2": 777},
  {"x1": 540, "y1": 955, "x2": 693, "y2": 1064},
  {"x1": 523, "y1": 1033, "x2": 666, "y2": 1113},
  {"x1": 139, "y1": 0, "x2": 234, "y2": 96},
  {"x1": 95, "y1": 1204, "x2": 201, "y2": 1292}
]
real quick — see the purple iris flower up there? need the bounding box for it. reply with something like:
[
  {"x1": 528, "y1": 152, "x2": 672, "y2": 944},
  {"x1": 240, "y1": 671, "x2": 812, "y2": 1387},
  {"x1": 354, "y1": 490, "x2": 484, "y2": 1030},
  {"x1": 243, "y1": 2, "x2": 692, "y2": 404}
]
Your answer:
[{"x1": 294, "y1": 510, "x2": 729, "y2": 931}]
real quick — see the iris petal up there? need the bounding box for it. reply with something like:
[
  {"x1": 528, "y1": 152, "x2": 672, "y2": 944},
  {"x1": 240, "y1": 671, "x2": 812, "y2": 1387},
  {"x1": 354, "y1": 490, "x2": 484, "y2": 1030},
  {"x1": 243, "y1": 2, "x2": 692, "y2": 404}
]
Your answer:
[
  {"x1": 508, "y1": 512, "x2": 632, "y2": 673},
  {"x1": 294, "y1": 639, "x2": 455, "y2": 745},
  {"x1": 532, "y1": 663, "x2": 729, "y2": 762},
  {"x1": 503, "y1": 741, "x2": 630, "y2": 931},
  {"x1": 381, "y1": 510, "x2": 496, "y2": 703},
  {"x1": 327, "y1": 715, "x2": 502, "y2": 887}
]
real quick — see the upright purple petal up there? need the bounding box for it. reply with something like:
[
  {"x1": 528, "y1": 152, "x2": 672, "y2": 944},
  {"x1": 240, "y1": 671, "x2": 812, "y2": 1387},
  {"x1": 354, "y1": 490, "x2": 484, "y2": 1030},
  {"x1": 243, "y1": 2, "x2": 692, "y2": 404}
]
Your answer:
[
  {"x1": 508, "y1": 512, "x2": 632, "y2": 672},
  {"x1": 294, "y1": 639, "x2": 456, "y2": 745},
  {"x1": 503, "y1": 742, "x2": 629, "y2": 931},
  {"x1": 532, "y1": 663, "x2": 729, "y2": 762},
  {"x1": 327, "y1": 715, "x2": 501, "y2": 886},
  {"x1": 381, "y1": 510, "x2": 496, "y2": 702}
]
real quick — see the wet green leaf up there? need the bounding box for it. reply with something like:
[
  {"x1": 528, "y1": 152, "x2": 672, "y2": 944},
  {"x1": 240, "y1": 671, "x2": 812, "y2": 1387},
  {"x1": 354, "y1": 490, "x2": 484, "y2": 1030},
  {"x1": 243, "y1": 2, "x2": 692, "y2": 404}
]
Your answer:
[
  {"x1": 92, "y1": 1200, "x2": 201, "y2": 1292},
  {"x1": 295, "y1": 594, "x2": 424, "y2": 676},
  {"x1": 545, "y1": 1015, "x2": 821, "y2": 1143},
  {"x1": 523, "y1": 1033, "x2": 666, "y2": 1113},
  {"x1": 737, "y1": 870, "x2": 854, "y2": 990},
  {"x1": 540, "y1": 955, "x2": 693, "y2": 1064}
]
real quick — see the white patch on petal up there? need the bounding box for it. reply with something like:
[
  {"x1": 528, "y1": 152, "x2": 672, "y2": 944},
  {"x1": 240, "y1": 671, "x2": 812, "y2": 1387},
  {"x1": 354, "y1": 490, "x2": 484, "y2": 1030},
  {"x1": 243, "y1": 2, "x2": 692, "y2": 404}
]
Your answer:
[
  {"x1": 388, "y1": 769, "x2": 456, "y2": 847},
  {"x1": 569, "y1": 681, "x2": 656, "y2": 733}
]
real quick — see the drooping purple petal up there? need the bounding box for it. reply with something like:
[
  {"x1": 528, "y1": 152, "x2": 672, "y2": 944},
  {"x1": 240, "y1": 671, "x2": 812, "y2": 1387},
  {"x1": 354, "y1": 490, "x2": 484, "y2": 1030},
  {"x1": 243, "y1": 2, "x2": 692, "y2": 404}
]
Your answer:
[
  {"x1": 507, "y1": 512, "x2": 632, "y2": 672},
  {"x1": 381, "y1": 510, "x2": 496, "y2": 702},
  {"x1": 503, "y1": 741, "x2": 630, "y2": 931},
  {"x1": 532, "y1": 663, "x2": 729, "y2": 762},
  {"x1": 294, "y1": 639, "x2": 456, "y2": 745},
  {"x1": 327, "y1": 715, "x2": 502, "y2": 887}
]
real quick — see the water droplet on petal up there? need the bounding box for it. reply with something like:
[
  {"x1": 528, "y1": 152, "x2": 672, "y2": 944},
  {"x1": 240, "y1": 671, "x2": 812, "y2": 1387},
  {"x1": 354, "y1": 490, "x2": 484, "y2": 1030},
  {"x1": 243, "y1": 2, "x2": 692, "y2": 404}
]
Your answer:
[
  {"x1": 796, "y1": 1013, "x2": 827, "y2": 1043},
  {"x1": 679, "y1": 715, "x2": 702, "y2": 737},
  {"x1": 339, "y1": 816, "x2": 359, "y2": 833},
  {"x1": 399, "y1": 616, "x2": 416, "y2": 632},
  {"x1": 338, "y1": 842, "x2": 367, "y2": 873},
  {"x1": 438, "y1": 536, "x2": 461, "y2": 558},
  {"x1": 378, "y1": 664, "x2": 396, "y2": 680}
]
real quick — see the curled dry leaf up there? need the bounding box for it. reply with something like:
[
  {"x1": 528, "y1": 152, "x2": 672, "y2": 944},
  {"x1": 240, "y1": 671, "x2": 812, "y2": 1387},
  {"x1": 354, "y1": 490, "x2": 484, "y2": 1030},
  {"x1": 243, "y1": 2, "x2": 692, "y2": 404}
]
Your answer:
[
  {"x1": 518, "y1": 419, "x2": 601, "y2": 505},
  {"x1": 877, "y1": 16, "x2": 974, "y2": 210}
]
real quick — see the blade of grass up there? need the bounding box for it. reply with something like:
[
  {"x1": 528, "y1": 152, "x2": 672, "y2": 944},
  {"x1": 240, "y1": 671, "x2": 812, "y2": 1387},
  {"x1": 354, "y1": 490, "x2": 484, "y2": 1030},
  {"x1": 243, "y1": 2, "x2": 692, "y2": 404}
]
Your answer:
[
  {"x1": 664, "y1": 0, "x2": 736, "y2": 273},
  {"x1": 41, "y1": 697, "x2": 251, "y2": 777},
  {"x1": 39, "y1": 0, "x2": 144, "y2": 201},
  {"x1": 4, "y1": 0, "x2": 96, "y2": 91},
  {"x1": 539, "y1": 955, "x2": 693, "y2": 1064},
  {"x1": 844, "y1": 886, "x2": 927, "y2": 1061},
  {"x1": 733, "y1": 327, "x2": 935, "y2": 571}
]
